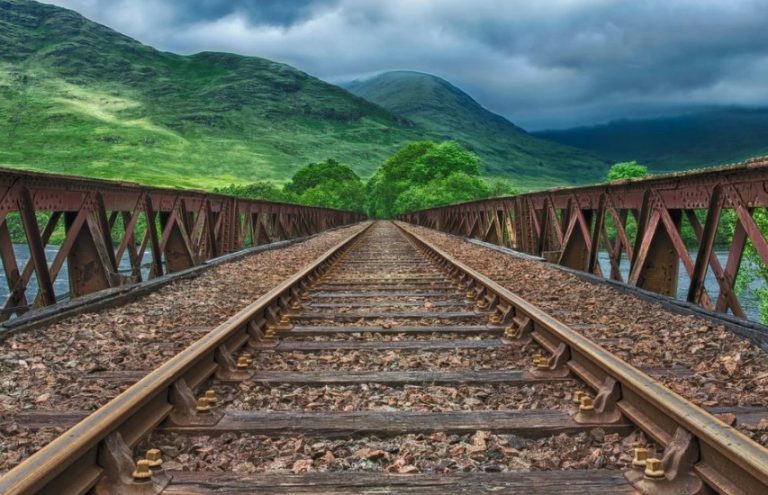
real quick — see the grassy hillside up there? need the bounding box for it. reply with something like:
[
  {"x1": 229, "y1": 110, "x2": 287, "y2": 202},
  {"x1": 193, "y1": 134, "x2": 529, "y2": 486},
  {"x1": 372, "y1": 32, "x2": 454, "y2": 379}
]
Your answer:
[
  {"x1": 345, "y1": 71, "x2": 609, "y2": 188},
  {"x1": 0, "y1": 0, "x2": 428, "y2": 188},
  {"x1": 534, "y1": 108, "x2": 768, "y2": 173}
]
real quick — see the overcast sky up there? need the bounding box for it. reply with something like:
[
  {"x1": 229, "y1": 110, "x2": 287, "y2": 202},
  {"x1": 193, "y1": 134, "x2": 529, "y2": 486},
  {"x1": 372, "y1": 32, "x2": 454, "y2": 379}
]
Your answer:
[{"x1": 46, "y1": 0, "x2": 768, "y2": 130}]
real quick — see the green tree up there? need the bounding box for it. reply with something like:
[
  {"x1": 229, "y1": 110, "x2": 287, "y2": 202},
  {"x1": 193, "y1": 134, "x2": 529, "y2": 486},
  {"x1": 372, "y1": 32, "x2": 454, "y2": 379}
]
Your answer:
[
  {"x1": 285, "y1": 159, "x2": 360, "y2": 195},
  {"x1": 366, "y1": 140, "x2": 495, "y2": 218},
  {"x1": 215, "y1": 181, "x2": 288, "y2": 202},
  {"x1": 485, "y1": 178, "x2": 518, "y2": 197},
  {"x1": 287, "y1": 159, "x2": 366, "y2": 212},
  {"x1": 392, "y1": 172, "x2": 490, "y2": 215},
  {"x1": 606, "y1": 161, "x2": 650, "y2": 181}
]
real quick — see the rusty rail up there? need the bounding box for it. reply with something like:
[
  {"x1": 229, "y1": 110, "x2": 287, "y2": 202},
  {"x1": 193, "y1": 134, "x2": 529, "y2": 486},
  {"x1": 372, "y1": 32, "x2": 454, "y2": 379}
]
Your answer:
[
  {"x1": 398, "y1": 221, "x2": 768, "y2": 495},
  {"x1": 0, "y1": 223, "x2": 370, "y2": 495},
  {"x1": 400, "y1": 157, "x2": 768, "y2": 321},
  {"x1": 0, "y1": 168, "x2": 364, "y2": 320}
]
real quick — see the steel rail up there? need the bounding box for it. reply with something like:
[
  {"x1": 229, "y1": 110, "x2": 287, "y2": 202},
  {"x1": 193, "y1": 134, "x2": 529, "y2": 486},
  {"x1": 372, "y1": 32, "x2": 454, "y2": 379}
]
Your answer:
[
  {"x1": 396, "y1": 221, "x2": 768, "y2": 495},
  {"x1": 0, "y1": 222, "x2": 371, "y2": 495}
]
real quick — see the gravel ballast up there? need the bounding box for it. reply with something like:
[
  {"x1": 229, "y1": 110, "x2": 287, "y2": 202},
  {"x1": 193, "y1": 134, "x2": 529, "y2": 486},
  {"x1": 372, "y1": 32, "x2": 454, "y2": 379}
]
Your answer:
[{"x1": 0, "y1": 223, "x2": 367, "y2": 474}]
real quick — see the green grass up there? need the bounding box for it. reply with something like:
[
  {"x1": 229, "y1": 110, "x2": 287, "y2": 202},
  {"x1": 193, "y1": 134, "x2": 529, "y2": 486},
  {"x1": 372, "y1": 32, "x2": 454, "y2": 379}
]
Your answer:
[
  {"x1": 345, "y1": 71, "x2": 610, "y2": 189},
  {"x1": 1, "y1": 0, "x2": 620, "y2": 193},
  {"x1": 0, "y1": 0, "x2": 431, "y2": 189}
]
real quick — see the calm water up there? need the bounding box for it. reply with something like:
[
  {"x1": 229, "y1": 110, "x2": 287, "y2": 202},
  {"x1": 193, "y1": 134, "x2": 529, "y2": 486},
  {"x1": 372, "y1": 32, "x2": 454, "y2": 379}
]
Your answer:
[
  {"x1": 0, "y1": 244, "x2": 763, "y2": 322},
  {"x1": 596, "y1": 250, "x2": 762, "y2": 322},
  {"x1": 0, "y1": 244, "x2": 153, "y2": 310}
]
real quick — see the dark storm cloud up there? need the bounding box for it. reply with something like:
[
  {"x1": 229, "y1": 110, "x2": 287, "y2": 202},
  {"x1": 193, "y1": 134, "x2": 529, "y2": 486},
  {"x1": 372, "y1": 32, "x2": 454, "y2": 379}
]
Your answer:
[
  {"x1": 169, "y1": 0, "x2": 340, "y2": 27},
  {"x1": 45, "y1": 0, "x2": 768, "y2": 129}
]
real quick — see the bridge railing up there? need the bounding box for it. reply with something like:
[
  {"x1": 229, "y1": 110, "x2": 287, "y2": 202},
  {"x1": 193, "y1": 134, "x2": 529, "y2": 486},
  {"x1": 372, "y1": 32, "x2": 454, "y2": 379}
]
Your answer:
[
  {"x1": 400, "y1": 157, "x2": 768, "y2": 322},
  {"x1": 0, "y1": 168, "x2": 364, "y2": 321}
]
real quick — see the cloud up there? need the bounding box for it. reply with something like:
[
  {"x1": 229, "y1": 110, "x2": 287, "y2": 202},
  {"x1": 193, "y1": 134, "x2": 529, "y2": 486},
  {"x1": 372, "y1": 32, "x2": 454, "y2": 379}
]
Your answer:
[{"x1": 44, "y1": 0, "x2": 768, "y2": 129}]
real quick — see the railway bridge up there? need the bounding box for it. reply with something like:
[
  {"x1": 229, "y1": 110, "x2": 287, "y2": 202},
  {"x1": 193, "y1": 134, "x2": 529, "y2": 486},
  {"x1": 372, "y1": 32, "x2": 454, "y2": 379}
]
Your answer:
[{"x1": 0, "y1": 162, "x2": 767, "y2": 494}]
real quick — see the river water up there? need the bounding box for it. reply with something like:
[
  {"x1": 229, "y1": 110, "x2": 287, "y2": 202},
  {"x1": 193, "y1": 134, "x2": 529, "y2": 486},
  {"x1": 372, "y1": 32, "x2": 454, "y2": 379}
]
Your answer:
[
  {"x1": 0, "y1": 244, "x2": 763, "y2": 322},
  {"x1": 596, "y1": 251, "x2": 762, "y2": 322},
  {"x1": 0, "y1": 244, "x2": 153, "y2": 308}
]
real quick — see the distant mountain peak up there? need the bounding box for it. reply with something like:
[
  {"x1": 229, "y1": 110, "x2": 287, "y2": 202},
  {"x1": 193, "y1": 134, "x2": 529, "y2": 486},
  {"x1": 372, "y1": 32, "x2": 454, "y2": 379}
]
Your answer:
[{"x1": 346, "y1": 70, "x2": 609, "y2": 185}]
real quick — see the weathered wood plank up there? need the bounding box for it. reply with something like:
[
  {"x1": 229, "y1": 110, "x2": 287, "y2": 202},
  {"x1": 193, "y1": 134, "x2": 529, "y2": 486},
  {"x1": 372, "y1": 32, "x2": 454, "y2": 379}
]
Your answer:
[
  {"x1": 251, "y1": 339, "x2": 503, "y2": 351},
  {"x1": 285, "y1": 325, "x2": 500, "y2": 336},
  {"x1": 21, "y1": 405, "x2": 765, "y2": 433},
  {"x1": 159, "y1": 409, "x2": 634, "y2": 437},
  {"x1": 80, "y1": 364, "x2": 691, "y2": 385},
  {"x1": 309, "y1": 300, "x2": 469, "y2": 308},
  {"x1": 164, "y1": 470, "x2": 636, "y2": 494},
  {"x1": 311, "y1": 291, "x2": 456, "y2": 298},
  {"x1": 245, "y1": 369, "x2": 572, "y2": 385},
  {"x1": 292, "y1": 311, "x2": 483, "y2": 320}
]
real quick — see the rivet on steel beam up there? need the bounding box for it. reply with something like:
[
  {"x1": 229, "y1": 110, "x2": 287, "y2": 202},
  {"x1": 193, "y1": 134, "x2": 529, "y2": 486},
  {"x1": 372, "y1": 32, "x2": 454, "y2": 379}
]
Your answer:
[
  {"x1": 235, "y1": 356, "x2": 250, "y2": 370},
  {"x1": 204, "y1": 389, "x2": 218, "y2": 406},
  {"x1": 572, "y1": 390, "x2": 585, "y2": 404},
  {"x1": 145, "y1": 448, "x2": 163, "y2": 468},
  {"x1": 632, "y1": 447, "x2": 648, "y2": 470},
  {"x1": 643, "y1": 458, "x2": 665, "y2": 480},
  {"x1": 195, "y1": 397, "x2": 212, "y2": 414},
  {"x1": 579, "y1": 396, "x2": 595, "y2": 413},
  {"x1": 132, "y1": 459, "x2": 153, "y2": 482}
]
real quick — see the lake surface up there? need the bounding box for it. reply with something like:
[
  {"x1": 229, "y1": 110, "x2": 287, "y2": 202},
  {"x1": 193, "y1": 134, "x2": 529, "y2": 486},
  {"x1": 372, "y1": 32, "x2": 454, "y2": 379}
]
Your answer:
[{"x1": 0, "y1": 244, "x2": 763, "y2": 322}]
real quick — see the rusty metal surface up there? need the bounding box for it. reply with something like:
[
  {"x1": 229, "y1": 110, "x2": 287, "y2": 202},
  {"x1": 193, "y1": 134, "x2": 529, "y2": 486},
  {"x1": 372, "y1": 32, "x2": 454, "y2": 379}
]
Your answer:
[
  {"x1": 0, "y1": 168, "x2": 364, "y2": 320},
  {"x1": 0, "y1": 223, "x2": 370, "y2": 495},
  {"x1": 400, "y1": 157, "x2": 768, "y2": 320},
  {"x1": 397, "y1": 221, "x2": 768, "y2": 495}
]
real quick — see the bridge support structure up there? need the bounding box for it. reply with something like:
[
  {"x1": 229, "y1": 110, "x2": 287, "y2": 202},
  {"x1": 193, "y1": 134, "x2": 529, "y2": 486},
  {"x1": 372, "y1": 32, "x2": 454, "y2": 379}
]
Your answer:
[
  {"x1": 0, "y1": 169, "x2": 363, "y2": 321},
  {"x1": 400, "y1": 157, "x2": 768, "y2": 320}
]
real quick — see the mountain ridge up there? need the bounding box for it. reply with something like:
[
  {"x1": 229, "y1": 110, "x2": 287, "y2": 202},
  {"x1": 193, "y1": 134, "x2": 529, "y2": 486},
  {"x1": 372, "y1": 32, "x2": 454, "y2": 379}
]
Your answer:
[
  {"x1": 534, "y1": 107, "x2": 768, "y2": 172},
  {"x1": 1, "y1": 0, "x2": 607, "y2": 190},
  {"x1": 344, "y1": 70, "x2": 609, "y2": 186},
  {"x1": 0, "y1": 0, "x2": 428, "y2": 188}
]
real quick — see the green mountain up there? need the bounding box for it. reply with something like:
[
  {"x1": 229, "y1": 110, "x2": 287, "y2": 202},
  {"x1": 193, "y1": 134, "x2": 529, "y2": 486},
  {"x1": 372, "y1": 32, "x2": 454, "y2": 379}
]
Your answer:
[
  {"x1": 0, "y1": 0, "x2": 428, "y2": 188},
  {"x1": 535, "y1": 108, "x2": 768, "y2": 173},
  {"x1": 345, "y1": 71, "x2": 609, "y2": 188}
]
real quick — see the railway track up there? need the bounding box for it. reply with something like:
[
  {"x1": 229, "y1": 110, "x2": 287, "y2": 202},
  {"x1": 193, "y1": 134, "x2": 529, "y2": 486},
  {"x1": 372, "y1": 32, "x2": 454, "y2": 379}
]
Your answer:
[{"x1": 1, "y1": 221, "x2": 767, "y2": 494}]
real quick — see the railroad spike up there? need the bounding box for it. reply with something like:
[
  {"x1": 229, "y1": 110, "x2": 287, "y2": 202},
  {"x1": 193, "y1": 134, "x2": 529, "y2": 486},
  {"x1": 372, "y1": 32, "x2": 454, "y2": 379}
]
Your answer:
[
  {"x1": 203, "y1": 389, "x2": 218, "y2": 406},
  {"x1": 632, "y1": 447, "x2": 649, "y2": 470},
  {"x1": 132, "y1": 460, "x2": 153, "y2": 482},
  {"x1": 93, "y1": 432, "x2": 168, "y2": 495},
  {"x1": 625, "y1": 427, "x2": 705, "y2": 495},
  {"x1": 145, "y1": 449, "x2": 163, "y2": 469},
  {"x1": 214, "y1": 345, "x2": 252, "y2": 381},
  {"x1": 165, "y1": 379, "x2": 224, "y2": 427},
  {"x1": 529, "y1": 343, "x2": 571, "y2": 378},
  {"x1": 573, "y1": 376, "x2": 624, "y2": 424}
]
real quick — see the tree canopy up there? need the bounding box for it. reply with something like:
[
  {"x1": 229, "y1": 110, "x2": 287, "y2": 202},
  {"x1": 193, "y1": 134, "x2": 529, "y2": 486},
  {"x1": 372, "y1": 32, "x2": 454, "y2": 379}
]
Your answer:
[
  {"x1": 214, "y1": 141, "x2": 515, "y2": 217},
  {"x1": 606, "y1": 161, "x2": 650, "y2": 181},
  {"x1": 366, "y1": 140, "x2": 510, "y2": 218}
]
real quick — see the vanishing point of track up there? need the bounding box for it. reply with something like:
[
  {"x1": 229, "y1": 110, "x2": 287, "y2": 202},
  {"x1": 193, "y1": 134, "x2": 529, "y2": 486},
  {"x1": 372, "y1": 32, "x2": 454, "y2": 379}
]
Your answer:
[{"x1": 1, "y1": 221, "x2": 767, "y2": 494}]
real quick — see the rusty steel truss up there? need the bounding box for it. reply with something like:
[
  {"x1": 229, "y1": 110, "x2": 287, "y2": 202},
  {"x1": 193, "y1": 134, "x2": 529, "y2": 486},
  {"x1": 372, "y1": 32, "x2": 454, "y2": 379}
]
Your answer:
[
  {"x1": 401, "y1": 157, "x2": 768, "y2": 320},
  {"x1": 0, "y1": 168, "x2": 363, "y2": 320}
]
